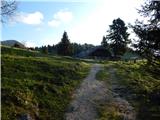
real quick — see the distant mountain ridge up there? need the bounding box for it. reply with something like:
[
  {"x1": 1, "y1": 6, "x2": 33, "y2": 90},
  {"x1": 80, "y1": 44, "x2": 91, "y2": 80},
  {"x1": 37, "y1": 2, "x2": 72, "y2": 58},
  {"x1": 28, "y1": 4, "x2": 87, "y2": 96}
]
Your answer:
[{"x1": 1, "y1": 40, "x2": 25, "y2": 48}]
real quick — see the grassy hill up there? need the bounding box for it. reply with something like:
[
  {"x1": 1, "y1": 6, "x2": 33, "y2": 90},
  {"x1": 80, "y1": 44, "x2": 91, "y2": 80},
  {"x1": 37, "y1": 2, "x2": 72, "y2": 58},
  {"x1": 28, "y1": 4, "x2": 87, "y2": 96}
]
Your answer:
[
  {"x1": 1, "y1": 40, "x2": 25, "y2": 48},
  {"x1": 1, "y1": 45, "x2": 41, "y2": 57},
  {"x1": 96, "y1": 61, "x2": 160, "y2": 120},
  {"x1": 1, "y1": 46, "x2": 90, "y2": 120}
]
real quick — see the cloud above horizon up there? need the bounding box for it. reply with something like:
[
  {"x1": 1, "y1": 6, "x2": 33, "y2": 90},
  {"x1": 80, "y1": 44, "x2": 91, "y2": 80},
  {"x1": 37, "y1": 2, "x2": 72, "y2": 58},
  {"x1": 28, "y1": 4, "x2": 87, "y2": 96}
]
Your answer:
[
  {"x1": 16, "y1": 11, "x2": 44, "y2": 25},
  {"x1": 2, "y1": 0, "x2": 145, "y2": 47},
  {"x1": 48, "y1": 10, "x2": 73, "y2": 27}
]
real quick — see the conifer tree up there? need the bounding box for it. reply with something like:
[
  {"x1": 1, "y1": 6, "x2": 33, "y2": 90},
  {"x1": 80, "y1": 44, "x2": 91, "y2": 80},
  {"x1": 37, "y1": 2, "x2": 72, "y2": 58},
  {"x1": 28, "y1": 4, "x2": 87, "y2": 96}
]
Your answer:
[
  {"x1": 57, "y1": 31, "x2": 73, "y2": 56},
  {"x1": 107, "y1": 18, "x2": 130, "y2": 57}
]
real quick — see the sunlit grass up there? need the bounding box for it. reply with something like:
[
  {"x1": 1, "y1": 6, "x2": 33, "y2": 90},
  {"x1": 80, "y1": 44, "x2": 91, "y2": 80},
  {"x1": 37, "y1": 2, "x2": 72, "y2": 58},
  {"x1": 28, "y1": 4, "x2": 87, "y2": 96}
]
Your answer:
[
  {"x1": 1, "y1": 46, "x2": 91, "y2": 120},
  {"x1": 97, "y1": 61, "x2": 160, "y2": 120}
]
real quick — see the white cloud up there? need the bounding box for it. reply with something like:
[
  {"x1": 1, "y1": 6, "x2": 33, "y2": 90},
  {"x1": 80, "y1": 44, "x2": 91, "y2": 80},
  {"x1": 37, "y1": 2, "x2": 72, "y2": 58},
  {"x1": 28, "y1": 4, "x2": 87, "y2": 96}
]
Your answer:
[
  {"x1": 54, "y1": 10, "x2": 73, "y2": 23},
  {"x1": 48, "y1": 10, "x2": 73, "y2": 27},
  {"x1": 48, "y1": 20, "x2": 61, "y2": 27},
  {"x1": 16, "y1": 11, "x2": 44, "y2": 25}
]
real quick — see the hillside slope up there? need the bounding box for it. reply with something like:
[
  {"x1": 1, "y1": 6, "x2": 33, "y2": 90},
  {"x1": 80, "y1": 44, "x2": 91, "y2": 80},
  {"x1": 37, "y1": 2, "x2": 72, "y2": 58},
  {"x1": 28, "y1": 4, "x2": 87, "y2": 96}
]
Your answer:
[
  {"x1": 1, "y1": 40, "x2": 25, "y2": 48},
  {"x1": 1, "y1": 46, "x2": 90, "y2": 120},
  {"x1": 96, "y1": 61, "x2": 160, "y2": 120}
]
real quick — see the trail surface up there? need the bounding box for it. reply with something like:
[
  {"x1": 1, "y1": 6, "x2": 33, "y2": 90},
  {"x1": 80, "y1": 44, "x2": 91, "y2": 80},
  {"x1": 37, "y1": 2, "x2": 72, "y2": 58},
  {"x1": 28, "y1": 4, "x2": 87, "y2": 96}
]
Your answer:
[
  {"x1": 107, "y1": 67, "x2": 136, "y2": 120},
  {"x1": 65, "y1": 64, "x2": 136, "y2": 120},
  {"x1": 65, "y1": 64, "x2": 107, "y2": 120}
]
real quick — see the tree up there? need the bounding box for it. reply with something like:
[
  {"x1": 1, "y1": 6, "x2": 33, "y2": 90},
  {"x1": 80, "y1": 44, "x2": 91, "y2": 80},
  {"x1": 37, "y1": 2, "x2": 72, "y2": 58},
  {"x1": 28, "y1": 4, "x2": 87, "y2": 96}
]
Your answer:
[
  {"x1": 57, "y1": 31, "x2": 73, "y2": 56},
  {"x1": 132, "y1": 0, "x2": 160, "y2": 66},
  {"x1": 71, "y1": 43, "x2": 83, "y2": 55},
  {"x1": 1, "y1": 0, "x2": 17, "y2": 23},
  {"x1": 138, "y1": 0, "x2": 160, "y2": 25},
  {"x1": 106, "y1": 18, "x2": 130, "y2": 57},
  {"x1": 47, "y1": 45, "x2": 52, "y2": 53},
  {"x1": 100, "y1": 36, "x2": 112, "y2": 58},
  {"x1": 101, "y1": 36, "x2": 108, "y2": 48},
  {"x1": 42, "y1": 46, "x2": 48, "y2": 54}
]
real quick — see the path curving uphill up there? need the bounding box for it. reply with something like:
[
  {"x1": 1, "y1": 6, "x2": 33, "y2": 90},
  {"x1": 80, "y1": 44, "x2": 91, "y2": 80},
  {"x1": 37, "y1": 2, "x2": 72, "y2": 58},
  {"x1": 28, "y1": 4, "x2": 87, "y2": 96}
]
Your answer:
[{"x1": 65, "y1": 64, "x2": 108, "y2": 120}]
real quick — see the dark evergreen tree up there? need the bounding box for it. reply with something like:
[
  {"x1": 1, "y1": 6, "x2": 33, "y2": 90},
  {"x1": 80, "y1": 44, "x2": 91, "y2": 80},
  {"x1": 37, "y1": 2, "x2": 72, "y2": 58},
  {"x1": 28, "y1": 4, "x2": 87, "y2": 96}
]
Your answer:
[
  {"x1": 42, "y1": 46, "x2": 48, "y2": 54},
  {"x1": 132, "y1": 0, "x2": 160, "y2": 66},
  {"x1": 47, "y1": 45, "x2": 52, "y2": 53},
  {"x1": 107, "y1": 18, "x2": 130, "y2": 57},
  {"x1": 101, "y1": 36, "x2": 108, "y2": 48},
  {"x1": 35, "y1": 43, "x2": 96, "y2": 56},
  {"x1": 100, "y1": 36, "x2": 112, "y2": 58},
  {"x1": 138, "y1": 0, "x2": 160, "y2": 25},
  {"x1": 70, "y1": 43, "x2": 95, "y2": 56},
  {"x1": 57, "y1": 31, "x2": 73, "y2": 56},
  {"x1": 71, "y1": 43, "x2": 82, "y2": 55}
]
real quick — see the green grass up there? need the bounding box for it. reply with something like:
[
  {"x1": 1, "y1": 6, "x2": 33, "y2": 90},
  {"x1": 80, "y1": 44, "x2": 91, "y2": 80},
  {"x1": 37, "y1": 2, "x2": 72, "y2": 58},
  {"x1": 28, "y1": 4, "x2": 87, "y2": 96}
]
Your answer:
[
  {"x1": 96, "y1": 61, "x2": 160, "y2": 120},
  {"x1": 96, "y1": 63, "x2": 123, "y2": 120},
  {"x1": 97, "y1": 103, "x2": 124, "y2": 120},
  {"x1": 1, "y1": 45, "x2": 42, "y2": 57},
  {"x1": 96, "y1": 70, "x2": 109, "y2": 81},
  {"x1": 1, "y1": 46, "x2": 90, "y2": 120},
  {"x1": 113, "y1": 61, "x2": 160, "y2": 120}
]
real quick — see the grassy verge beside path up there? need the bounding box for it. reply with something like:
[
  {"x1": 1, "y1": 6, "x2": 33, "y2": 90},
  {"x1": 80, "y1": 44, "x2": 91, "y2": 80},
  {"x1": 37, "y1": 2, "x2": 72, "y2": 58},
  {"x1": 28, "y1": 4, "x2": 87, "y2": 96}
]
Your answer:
[
  {"x1": 96, "y1": 61, "x2": 160, "y2": 120},
  {"x1": 1, "y1": 46, "x2": 91, "y2": 120}
]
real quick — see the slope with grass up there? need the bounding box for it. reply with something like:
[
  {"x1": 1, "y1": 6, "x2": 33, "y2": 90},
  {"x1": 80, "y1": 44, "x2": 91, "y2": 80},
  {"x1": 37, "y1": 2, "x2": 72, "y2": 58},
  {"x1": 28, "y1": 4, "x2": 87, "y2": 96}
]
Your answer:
[
  {"x1": 1, "y1": 46, "x2": 90, "y2": 120},
  {"x1": 96, "y1": 61, "x2": 160, "y2": 120}
]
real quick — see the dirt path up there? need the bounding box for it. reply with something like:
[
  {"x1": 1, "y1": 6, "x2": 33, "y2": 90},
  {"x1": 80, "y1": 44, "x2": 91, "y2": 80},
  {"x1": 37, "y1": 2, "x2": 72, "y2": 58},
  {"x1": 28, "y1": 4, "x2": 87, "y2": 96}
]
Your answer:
[
  {"x1": 105, "y1": 67, "x2": 136, "y2": 120},
  {"x1": 65, "y1": 64, "x2": 136, "y2": 120},
  {"x1": 65, "y1": 64, "x2": 108, "y2": 120}
]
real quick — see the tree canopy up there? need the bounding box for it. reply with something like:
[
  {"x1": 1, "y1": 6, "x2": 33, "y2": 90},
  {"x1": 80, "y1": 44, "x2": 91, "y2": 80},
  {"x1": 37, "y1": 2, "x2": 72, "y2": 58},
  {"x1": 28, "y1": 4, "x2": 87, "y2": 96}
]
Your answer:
[
  {"x1": 57, "y1": 31, "x2": 73, "y2": 56},
  {"x1": 106, "y1": 18, "x2": 130, "y2": 57},
  {"x1": 132, "y1": 0, "x2": 160, "y2": 66},
  {"x1": 101, "y1": 36, "x2": 108, "y2": 48},
  {"x1": 1, "y1": 0, "x2": 17, "y2": 23},
  {"x1": 138, "y1": 0, "x2": 160, "y2": 25}
]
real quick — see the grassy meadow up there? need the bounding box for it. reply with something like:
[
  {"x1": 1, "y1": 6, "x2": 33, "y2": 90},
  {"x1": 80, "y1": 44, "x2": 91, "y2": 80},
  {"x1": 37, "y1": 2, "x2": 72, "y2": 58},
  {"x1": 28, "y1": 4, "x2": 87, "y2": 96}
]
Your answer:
[
  {"x1": 96, "y1": 61, "x2": 160, "y2": 120},
  {"x1": 1, "y1": 45, "x2": 160, "y2": 120},
  {"x1": 1, "y1": 46, "x2": 90, "y2": 120}
]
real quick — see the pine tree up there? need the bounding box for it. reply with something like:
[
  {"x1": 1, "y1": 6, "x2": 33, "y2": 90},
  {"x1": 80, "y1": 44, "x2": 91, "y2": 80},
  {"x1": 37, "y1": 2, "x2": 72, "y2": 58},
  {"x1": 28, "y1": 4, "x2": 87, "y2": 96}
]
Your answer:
[
  {"x1": 57, "y1": 31, "x2": 73, "y2": 56},
  {"x1": 101, "y1": 36, "x2": 108, "y2": 48},
  {"x1": 132, "y1": 0, "x2": 160, "y2": 66},
  {"x1": 42, "y1": 46, "x2": 48, "y2": 54},
  {"x1": 107, "y1": 18, "x2": 130, "y2": 57}
]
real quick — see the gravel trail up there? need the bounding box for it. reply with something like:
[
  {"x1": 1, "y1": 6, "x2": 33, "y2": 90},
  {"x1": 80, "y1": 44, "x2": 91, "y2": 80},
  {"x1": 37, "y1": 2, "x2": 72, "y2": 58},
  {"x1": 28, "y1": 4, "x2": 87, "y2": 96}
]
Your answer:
[
  {"x1": 65, "y1": 64, "x2": 136, "y2": 120},
  {"x1": 65, "y1": 64, "x2": 107, "y2": 120}
]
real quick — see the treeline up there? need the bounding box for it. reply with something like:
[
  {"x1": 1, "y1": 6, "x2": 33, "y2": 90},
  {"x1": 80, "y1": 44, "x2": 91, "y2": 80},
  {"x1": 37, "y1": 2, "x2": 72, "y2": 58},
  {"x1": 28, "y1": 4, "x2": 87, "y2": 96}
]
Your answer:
[
  {"x1": 35, "y1": 0, "x2": 160, "y2": 71},
  {"x1": 100, "y1": 0, "x2": 160, "y2": 72},
  {"x1": 35, "y1": 18, "x2": 132, "y2": 58},
  {"x1": 35, "y1": 32, "x2": 95, "y2": 56},
  {"x1": 100, "y1": 18, "x2": 131, "y2": 58},
  {"x1": 131, "y1": 0, "x2": 160, "y2": 69}
]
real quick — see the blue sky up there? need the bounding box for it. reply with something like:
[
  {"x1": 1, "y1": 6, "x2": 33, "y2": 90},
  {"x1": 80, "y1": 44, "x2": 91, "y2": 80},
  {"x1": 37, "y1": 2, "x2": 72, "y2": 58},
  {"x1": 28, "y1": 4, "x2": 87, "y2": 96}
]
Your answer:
[{"x1": 1, "y1": 0, "x2": 144, "y2": 47}]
